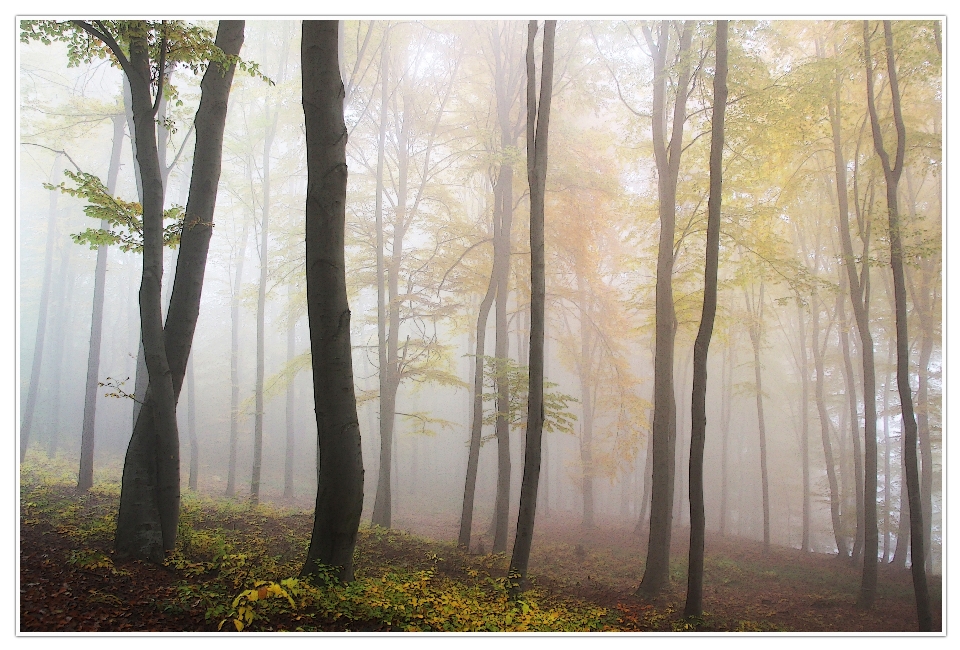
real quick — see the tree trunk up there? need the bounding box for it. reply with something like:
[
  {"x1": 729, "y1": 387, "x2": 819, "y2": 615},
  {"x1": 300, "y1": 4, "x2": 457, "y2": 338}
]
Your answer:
[
  {"x1": 745, "y1": 283, "x2": 770, "y2": 553},
  {"x1": 508, "y1": 18, "x2": 555, "y2": 595},
  {"x1": 77, "y1": 115, "x2": 125, "y2": 491},
  {"x1": 251, "y1": 107, "x2": 278, "y2": 506},
  {"x1": 864, "y1": 19, "x2": 930, "y2": 629},
  {"x1": 115, "y1": 21, "x2": 244, "y2": 560},
  {"x1": 811, "y1": 288, "x2": 848, "y2": 558},
  {"x1": 227, "y1": 215, "x2": 250, "y2": 497},
  {"x1": 576, "y1": 278, "x2": 595, "y2": 529},
  {"x1": 837, "y1": 290, "x2": 865, "y2": 565},
  {"x1": 21, "y1": 155, "x2": 63, "y2": 462},
  {"x1": 187, "y1": 353, "x2": 198, "y2": 491},
  {"x1": 684, "y1": 20, "x2": 726, "y2": 617},
  {"x1": 638, "y1": 20, "x2": 694, "y2": 598},
  {"x1": 45, "y1": 232, "x2": 74, "y2": 458},
  {"x1": 283, "y1": 284, "x2": 297, "y2": 500},
  {"x1": 719, "y1": 340, "x2": 734, "y2": 536},
  {"x1": 299, "y1": 20, "x2": 364, "y2": 582},
  {"x1": 797, "y1": 300, "x2": 811, "y2": 551},
  {"x1": 883, "y1": 343, "x2": 894, "y2": 561}
]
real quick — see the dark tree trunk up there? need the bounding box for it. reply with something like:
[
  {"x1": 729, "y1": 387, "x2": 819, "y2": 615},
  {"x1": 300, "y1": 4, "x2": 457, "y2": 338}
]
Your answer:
[
  {"x1": 508, "y1": 18, "x2": 554, "y2": 595},
  {"x1": 78, "y1": 115, "x2": 125, "y2": 491},
  {"x1": 684, "y1": 19, "x2": 726, "y2": 617},
  {"x1": 864, "y1": 19, "x2": 931, "y2": 629},
  {"x1": 21, "y1": 155, "x2": 62, "y2": 462},
  {"x1": 458, "y1": 273, "x2": 496, "y2": 547},
  {"x1": 638, "y1": 20, "x2": 694, "y2": 598},
  {"x1": 113, "y1": 21, "x2": 244, "y2": 560},
  {"x1": 187, "y1": 354, "x2": 198, "y2": 491},
  {"x1": 299, "y1": 19, "x2": 364, "y2": 583}
]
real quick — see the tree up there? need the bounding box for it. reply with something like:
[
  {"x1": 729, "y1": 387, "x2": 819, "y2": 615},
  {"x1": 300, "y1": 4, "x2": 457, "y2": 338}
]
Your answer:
[
  {"x1": 299, "y1": 19, "x2": 364, "y2": 583},
  {"x1": 638, "y1": 19, "x2": 696, "y2": 598},
  {"x1": 863, "y1": 19, "x2": 931, "y2": 629},
  {"x1": 684, "y1": 18, "x2": 727, "y2": 618},
  {"x1": 508, "y1": 18, "x2": 555, "y2": 596}
]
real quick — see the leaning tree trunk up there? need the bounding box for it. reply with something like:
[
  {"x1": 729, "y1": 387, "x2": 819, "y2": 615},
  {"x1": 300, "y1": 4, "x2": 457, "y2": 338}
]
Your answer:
[
  {"x1": 299, "y1": 19, "x2": 364, "y2": 583},
  {"x1": 115, "y1": 21, "x2": 244, "y2": 560},
  {"x1": 20, "y1": 154, "x2": 62, "y2": 462},
  {"x1": 78, "y1": 115, "x2": 125, "y2": 491},
  {"x1": 638, "y1": 20, "x2": 694, "y2": 598},
  {"x1": 684, "y1": 19, "x2": 726, "y2": 617},
  {"x1": 508, "y1": 18, "x2": 555, "y2": 596},
  {"x1": 864, "y1": 19, "x2": 931, "y2": 629}
]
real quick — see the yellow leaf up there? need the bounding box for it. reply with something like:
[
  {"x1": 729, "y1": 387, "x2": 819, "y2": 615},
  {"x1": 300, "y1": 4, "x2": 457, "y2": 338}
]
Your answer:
[
  {"x1": 248, "y1": 590, "x2": 259, "y2": 602},
  {"x1": 234, "y1": 619, "x2": 244, "y2": 632}
]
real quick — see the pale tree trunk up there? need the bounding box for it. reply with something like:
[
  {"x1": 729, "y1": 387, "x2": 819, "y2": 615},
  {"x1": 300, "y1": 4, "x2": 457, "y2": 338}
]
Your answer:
[
  {"x1": 45, "y1": 233, "x2": 74, "y2": 457},
  {"x1": 251, "y1": 107, "x2": 278, "y2": 505},
  {"x1": 797, "y1": 300, "x2": 811, "y2": 551},
  {"x1": 78, "y1": 115, "x2": 125, "y2": 491},
  {"x1": 227, "y1": 216, "x2": 250, "y2": 497},
  {"x1": 508, "y1": 18, "x2": 555, "y2": 595},
  {"x1": 576, "y1": 277, "x2": 595, "y2": 529},
  {"x1": 684, "y1": 19, "x2": 726, "y2": 618},
  {"x1": 883, "y1": 343, "x2": 894, "y2": 561},
  {"x1": 283, "y1": 284, "x2": 297, "y2": 500},
  {"x1": 638, "y1": 20, "x2": 694, "y2": 598},
  {"x1": 745, "y1": 283, "x2": 770, "y2": 553},
  {"x1": 300, "y1": 20, "x2": 364, "y2": 582},
  {"x1": 811, "y1": 287, "x2": 848, "y2": 558},
  {"x1": 864, "y1": 19, "x2": 930, "y2": 628},
  {"x1": 20, "y1": 154, "x2": 62, "y2": 462},
  {"x1": 837, "y1": 290, "x2": 865, "y2": 565}
]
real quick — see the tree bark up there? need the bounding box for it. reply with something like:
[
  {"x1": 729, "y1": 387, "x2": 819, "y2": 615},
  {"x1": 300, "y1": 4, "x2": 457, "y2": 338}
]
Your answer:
[
  {"x1": 187, "y1": 353, "x2": 198, "y2": 491},
  {"x1": 508, "y1": 18, "x2": 554, "y2": 595},
  {"x1": 864, "y1": 19, "x2": 930, "y2": 629},
  {"x1": 684, "y1": 19, "x2": 726, "y2": 617},
  {"x1": 300, "y1": 19, "x2": 364, "y2": 583},
  {"x1": 114, "y1": 21, "x2": 244, "y2": 560},
  {"x1": 638, "y1": 20, "x2": 694, "y2": 598}
]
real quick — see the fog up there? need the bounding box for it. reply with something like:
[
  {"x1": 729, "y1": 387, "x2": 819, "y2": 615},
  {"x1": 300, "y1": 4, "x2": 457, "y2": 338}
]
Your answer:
[{"x1": 18, "y1": 20, "x2": 941, "y2": 574}]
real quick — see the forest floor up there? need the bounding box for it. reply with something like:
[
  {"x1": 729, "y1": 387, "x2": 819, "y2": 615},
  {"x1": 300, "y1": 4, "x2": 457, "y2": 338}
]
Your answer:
[{"x1": 19, "y1": 457, "x2": 942, "y2": 633}]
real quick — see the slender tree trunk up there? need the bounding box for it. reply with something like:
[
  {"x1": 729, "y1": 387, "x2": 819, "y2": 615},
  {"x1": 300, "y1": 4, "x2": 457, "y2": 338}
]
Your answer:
[
  {"x1": 458, "y1": 273, "x2": 496, "y2": 547},
  {"x1": 508, "y1": 18, "x2": 554, "y2": 595},
  {"x1": 283, "y1": 285, "x2": 297, "y2": 500},
  {"x1": 864, "y1": 19, "x2": 930, "y2": 629},
  {"x1": 576, "y1": 278, "x2": 595, "y2": 529},
  {"x1": 77, "y1": 115, "x2": 125, "y2": 490},
  {"x1": 797, "y1": 299, "x2": 811, "y2": 551},
  {"x1": 45, "y1": 235, "x2": 74, "y2": 458},
  {"x1": 21, "y1": 155, "x2": 63, "y2": 462},
  {"x1": 371, "y1": 32, "x2": 392, "y2": 528},
  {"x1": 719, "y1": 341, "x2": 734, "y2": 536},
  {"x1": 837, "y1": 290, "x2": 865, "y2": 565},
  {"x1": 883, "y1": 343, "x2": 894, "y2": 561},
  {"x1": 300, "y1": 19, "x2": 364, "y2": 582},
  {"x1": 227, "y1": 216, "x2": 250, "y2": 497},
  {"x1": 684, "y1": 19, "x2": 726, "y2": 618},
  {"x1": 811, "y1": 288, "x2": 848, "y2": 558},
  {"x1": 251, "y1": 108, "x2": 278, "y2": 506},
  {"x1": 638, "y1": 20, "x2": 694, "y2": 598},
  {"x1": 745, "y1": 284, "x2": 770, "y2": 553}
]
